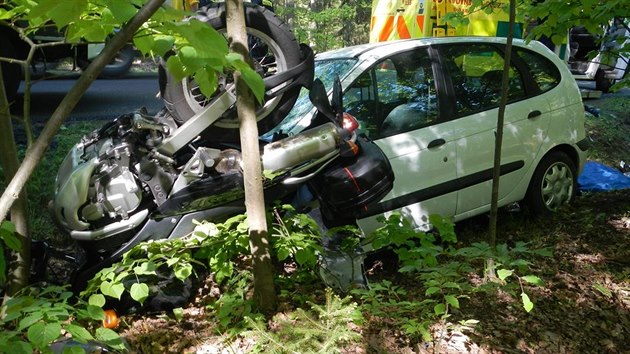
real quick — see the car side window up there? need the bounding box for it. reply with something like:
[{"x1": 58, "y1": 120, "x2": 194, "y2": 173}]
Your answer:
[
  {"x1": 344, "y1": 48, "x2": 437, "y2": 139},
  {"x1": 515, "y1": 48, "x2": 561, "y2": 93},
  {"x1": 440, "y1": 44, "x2": 526, "y2": 117}
]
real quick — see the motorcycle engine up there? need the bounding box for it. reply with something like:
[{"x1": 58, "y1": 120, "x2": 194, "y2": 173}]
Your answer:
[{"x1": 52, "y1": 112, "x2": 178, "y2": 241}]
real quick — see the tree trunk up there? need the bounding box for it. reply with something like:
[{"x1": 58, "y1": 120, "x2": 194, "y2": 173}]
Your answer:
[
  {"x1": 0, "y1": 0, "x2": 166, "y2": 224},
  {"x1": 0, "y1": 62, "x2": 30, "y2": 295},
  {"x1": 225, "y1": 0, "x2": 276, "y2": 314},
  {"x1": 487, "y1": 0, "x2": 515, "y2": 279}
]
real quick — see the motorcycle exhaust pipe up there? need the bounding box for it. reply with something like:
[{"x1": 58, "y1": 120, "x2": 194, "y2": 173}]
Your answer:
[{"x1": 261, "y1": 122, "x2": 342, "y2": 172}]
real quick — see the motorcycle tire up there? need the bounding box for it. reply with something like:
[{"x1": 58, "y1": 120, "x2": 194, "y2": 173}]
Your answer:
[{"x1": 160, "y1": 3, "x2": 302, "y2": 142}]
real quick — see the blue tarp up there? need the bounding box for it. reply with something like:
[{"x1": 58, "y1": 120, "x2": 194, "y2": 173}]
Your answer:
[{"x1": 578, "y1": 161, "x2": 630, "y2": 192}]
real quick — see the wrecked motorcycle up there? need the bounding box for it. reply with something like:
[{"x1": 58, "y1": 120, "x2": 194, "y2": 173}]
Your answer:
[{"x1": 42, "y1": 4, "x2": 395, "y2": 293}]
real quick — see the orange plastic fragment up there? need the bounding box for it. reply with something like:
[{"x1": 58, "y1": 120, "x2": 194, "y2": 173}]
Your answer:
[{"x1": 102, "y1": 309, "x2": 119, "y2": 329}]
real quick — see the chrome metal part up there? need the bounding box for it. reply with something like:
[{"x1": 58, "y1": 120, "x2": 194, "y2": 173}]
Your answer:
[
  {"x1": 53, "y1": 138, "x2": 113, "y2": 231},
  {"x1": 158, "y1": 90, "x2": 237, "y2": 156},
  {"x1": 262, "y1": 122, "x2": 341, "y2": 172},
  {"x1": 171, "y1": 147, "x2": 223, "y2": 194},
  {"x1": 70, "y1": 209, "x2": 149, "y2": 241},
  {"x1": 132, "y1": 113, "x2": 170, "y2": 133}
]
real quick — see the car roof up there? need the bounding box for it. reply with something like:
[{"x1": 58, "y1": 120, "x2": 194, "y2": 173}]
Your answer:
[{"x1": 315, "y1": 36, "x2": 542, "y2": 61}]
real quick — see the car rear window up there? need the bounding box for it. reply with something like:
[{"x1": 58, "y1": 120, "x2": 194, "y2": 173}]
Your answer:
[
  {"x1": 439, "y1": 44, "x2": 526, "y2": 117},
  {"x1": 515, "y1": 48, "x2": 561, "y2": 93}
]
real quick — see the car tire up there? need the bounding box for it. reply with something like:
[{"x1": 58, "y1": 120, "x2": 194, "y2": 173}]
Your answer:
[
  {"x1": 523, "y1": 151, "x2": 577, "y2": 215},
  {"x1": 0, "y1": 36, "x2": 22, "y2": 103},
  {"x1": 595, "y1": 68, "x2": 614, "y2": 93},
  {"x1": 100, "y1": 45, "x2": 135, "y2": 78},
  {"x1": 160, "y1": 3, "x2": 302, "y2": 143}
]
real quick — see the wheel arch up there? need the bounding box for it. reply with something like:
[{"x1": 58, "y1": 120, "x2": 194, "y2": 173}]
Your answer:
[{"x1": 540, "y1": 144, "x2": 581, "y2": 173}]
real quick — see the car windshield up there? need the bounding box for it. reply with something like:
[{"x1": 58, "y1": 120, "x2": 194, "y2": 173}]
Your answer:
[{"x1": 264, "y1": 58, "x2": 358, "y2": 137}]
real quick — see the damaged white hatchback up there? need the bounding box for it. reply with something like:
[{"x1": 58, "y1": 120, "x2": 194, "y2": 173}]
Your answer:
[{"x1": 272, "y1": 36, "x2": 589, "y2": 235}]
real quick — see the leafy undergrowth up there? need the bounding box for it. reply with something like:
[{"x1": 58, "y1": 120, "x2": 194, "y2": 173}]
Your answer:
[
  {"x1": 451, "y1": 190, "x2": 630, "y2": 353},
  {"x1": 112, "y1": 190, "x2": 630, "y2": 354}
]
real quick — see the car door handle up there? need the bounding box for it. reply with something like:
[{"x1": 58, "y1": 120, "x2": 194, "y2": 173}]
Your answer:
[
  {"x1": 427, "y1": 138, "x2": 446, "y2": 149},
  {"x1": 528, "y1": 110, "x2": 542, "y2": 119}
]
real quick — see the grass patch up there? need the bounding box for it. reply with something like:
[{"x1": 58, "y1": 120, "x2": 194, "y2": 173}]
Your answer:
[{"x1": 584, "y1": 96, "x2": 630, "y2": 166}]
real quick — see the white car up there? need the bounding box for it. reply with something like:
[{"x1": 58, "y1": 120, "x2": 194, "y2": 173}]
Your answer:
[{"x1": 271, "y1": 36, "x2": 589, "y2": 233}]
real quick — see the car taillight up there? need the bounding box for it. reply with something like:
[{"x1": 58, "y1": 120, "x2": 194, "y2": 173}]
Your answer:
[{"x1": 342, "y1": 112, "x2": 360, "y2": 132}]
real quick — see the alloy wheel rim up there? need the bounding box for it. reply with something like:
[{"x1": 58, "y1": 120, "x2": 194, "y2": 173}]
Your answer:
[{"x1": 541, "y1": 162, "x2": 574, "y2": 211}]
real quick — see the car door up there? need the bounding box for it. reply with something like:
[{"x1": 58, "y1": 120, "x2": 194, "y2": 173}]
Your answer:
[
  {"x1": 435, "y1": 43, "x2": 552, "y2": 218},
  {"x1": 343, "y1": 47, "x2": 459, "y2": 233}
]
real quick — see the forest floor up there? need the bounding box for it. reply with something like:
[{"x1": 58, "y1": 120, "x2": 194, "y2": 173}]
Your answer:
[{"x1": 108, "y1": 87, "x2": 630, "y2": 353}]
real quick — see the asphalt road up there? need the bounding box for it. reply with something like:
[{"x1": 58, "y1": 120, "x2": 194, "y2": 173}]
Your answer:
[{"x1": 12, "y1": 74, "x2": 164, "y2": 123}]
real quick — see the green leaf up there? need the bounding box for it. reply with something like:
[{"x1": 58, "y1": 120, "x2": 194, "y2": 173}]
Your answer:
[
  {"x1": 18, "y1": 312, "x2": 44, "y2": 331},
  {"x1": 276, "y1": 247, "x2": 290, "y2": 261},
  {"x1": 593, "y1": 283, "x2": 613, "y2": 298},
  {"x1": 175, "y1": 263, "x2": 193, "y2": 280},
  {"x1": 86, "y1": 305, "x2": 105, "y2": 321},
  {"x1": 238, "y1": 65, "x2": 265, "y2": 103},
  {"x1": 27, "y1": 322, "x2": 61, "y2": 349},
  {"x1": 133, "y1": 35, "x2": 154, "y2": 56},
  {"x1": 1, "y1": 220, "x2": 16, "y2": 234},
  {"x1": 521, "y1": 293, "x2": 534, "y2": 312},
  {"x1": 497, "y1": 269, "x2": 513, "y2": 281},
  {"x1": 6, "y1": 340, "x2": 32, "y2": 354},
  {"x1": 80, "y1": 25, "x2": 109, "y2": 43},
  {"x1": 103, "y1": 0, "x2": 137, "y2": 23},
  {"x1": 179, "y1": 45, "x2": 204, "y2": 71},
  {"x1": 0, "y1": 244, "x2": 6, "y2": 283},
  {"x1": 444, "y1": 295, "x2": 460, "y2": 309},
  {"x1": 434, "y1": 303, "x2": 446, "y2": 316},
  {"x1": 146, "y1": 35, "x2": 176, "y2": 57},
  {"x1": 133, "y1": 261, "x2": 157, "y2": 275},
  {"x1": 532, "y1": 248, "x2": 553, "y2": 257},
  {"x1": 442, "y1": 282, "x2": 461, "y2": 289},
  {"x1": 1, "y1": 228, "x2": 22, "y2": 251},
  {"x1": 100, "y1": 281, "x2": 125, "y2": 299},
  {"x1": 95, "y1": 328, "x2": 125, "y2": 350},
  {"x1": 176, "y1": 19, "x2": 228, "y2": 57},
  {"x1": 89, "y1": 294, "x2": 106, "y2": 307},
  {"x1": 28, "y1": 0, "x2": 88, "y2": 29},
  {"x1": 425, "y1": 287, "x2": 440, "y2": 296},
  {"x1": 65, "y1": 323, "x2": 94, "y2": 343},
  {"x1": 173, "y1": 307, "x2": 184, "y2": 322},
  {"x1": 521, "y1": 275, "x2": 544, "y2": 287},
  {"x1": 62, "y1": 346, "x2": 86, "y2": 354},
  {"x1": 295, "y1": 248, "x2": 316, "y2": 266},
  {"x1": 192, "y1": 67, "x2": 219, "y2": 100},
  {"x1": 166, "y1": 55, "x2": 188, "y2": 82},
  {"x1": 130, "y1": 283, "x2": 150, "y2": 304}
]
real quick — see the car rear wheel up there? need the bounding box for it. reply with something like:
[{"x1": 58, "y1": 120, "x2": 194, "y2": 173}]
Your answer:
[{"x1": 524, "y1": 151, "x2": 577, "y2": 215}]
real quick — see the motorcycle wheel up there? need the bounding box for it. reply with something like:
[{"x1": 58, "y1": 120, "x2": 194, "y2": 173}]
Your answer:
[{"x1": 160, "y1": 3, "x2": 302, "y2": 142}]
